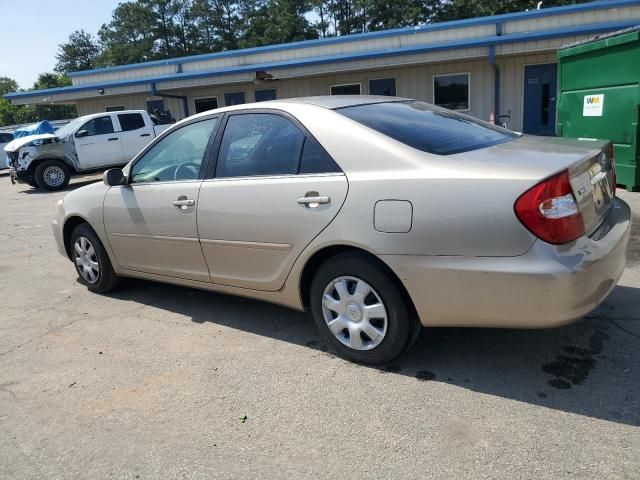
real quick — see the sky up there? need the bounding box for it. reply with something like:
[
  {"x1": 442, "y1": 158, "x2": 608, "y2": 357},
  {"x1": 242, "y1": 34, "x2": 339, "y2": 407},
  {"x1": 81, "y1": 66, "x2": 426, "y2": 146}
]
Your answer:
[{"x1": 0, "y1": 0, "x2": 123, "y2": 89}]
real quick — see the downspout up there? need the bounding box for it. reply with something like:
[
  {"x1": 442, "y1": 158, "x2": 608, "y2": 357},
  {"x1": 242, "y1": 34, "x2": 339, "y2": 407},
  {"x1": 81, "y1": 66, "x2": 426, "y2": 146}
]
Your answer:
[
  {"x1": 489, "y1": 23, "x2": 502, "y2": 122},
  {"x1": 149, "y1": 81, "x2": 190, "y2": 118}
]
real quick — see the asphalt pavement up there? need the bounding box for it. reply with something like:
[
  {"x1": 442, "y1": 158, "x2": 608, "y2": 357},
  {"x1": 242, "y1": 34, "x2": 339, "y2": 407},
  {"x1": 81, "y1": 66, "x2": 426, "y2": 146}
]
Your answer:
[{"x1": 0, "y1": 172, "x2": 638, "y2": 479}]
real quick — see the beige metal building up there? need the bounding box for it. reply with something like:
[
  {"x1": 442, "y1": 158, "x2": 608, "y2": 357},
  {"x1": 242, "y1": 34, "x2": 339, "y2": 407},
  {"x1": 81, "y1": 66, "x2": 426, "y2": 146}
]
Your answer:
[{"x1": 7, "y1": 0, "x2": 640, "y2": 135}]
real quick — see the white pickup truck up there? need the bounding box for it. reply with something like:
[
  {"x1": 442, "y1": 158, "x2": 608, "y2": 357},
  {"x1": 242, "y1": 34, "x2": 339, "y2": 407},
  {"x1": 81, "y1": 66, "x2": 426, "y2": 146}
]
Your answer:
[{"x1": 4, "y1": 110, "x2": 172, "y2": 190}]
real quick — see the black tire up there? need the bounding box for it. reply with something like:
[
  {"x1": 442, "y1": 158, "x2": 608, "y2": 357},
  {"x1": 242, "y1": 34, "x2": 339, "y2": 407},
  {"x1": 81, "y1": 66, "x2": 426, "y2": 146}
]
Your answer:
[
  {"x1": 70, "y1": 223, "x2": 119, "y2": 293},
  {"x1": 34, "y1": 159, "x2": 70, "y2": 191},
  {"x1": 310, "y1": 253, "x2": 411, "y2": 365}
]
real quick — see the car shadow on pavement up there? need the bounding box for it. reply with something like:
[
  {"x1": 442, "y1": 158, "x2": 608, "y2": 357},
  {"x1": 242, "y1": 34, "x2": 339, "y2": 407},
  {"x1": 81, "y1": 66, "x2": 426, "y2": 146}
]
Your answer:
[
  {"x1": 107, "y1": 279, "x2": 640, "y2": 427},
  {"x1": 16, "y1": 178, "x2": 100, "y2": 195}
]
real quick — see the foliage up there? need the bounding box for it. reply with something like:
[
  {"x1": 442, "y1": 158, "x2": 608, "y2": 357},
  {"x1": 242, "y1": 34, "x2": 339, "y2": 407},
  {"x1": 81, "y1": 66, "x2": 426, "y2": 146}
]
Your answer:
[
  {"x1": 2, "y1": 0, "x2": 593, "y2": 126},
  {"x1": 50, "y1": 0, "x2": 594, "y2": 72},
  {"x1": 55, "y1": 30, "x2": 101, "y2": 74},
  {"x1": 0, "y1": 74, "x2": 76, "y2": 127}
]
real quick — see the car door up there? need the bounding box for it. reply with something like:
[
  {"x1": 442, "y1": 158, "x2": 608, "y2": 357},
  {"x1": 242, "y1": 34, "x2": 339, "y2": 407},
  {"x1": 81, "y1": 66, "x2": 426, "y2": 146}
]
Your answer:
[
  {"x1": 103, "y1": 116, "x2": 219, "y2": 282},
  {"x1": 115, "y1": 112, "x2": 155, "y2": 161},
  {"x1": 197, "y1": 111, "x2": 348, "y2": 291},
  {"x1": 74, "y1": 115, "x2": 125, "y2": 169}
]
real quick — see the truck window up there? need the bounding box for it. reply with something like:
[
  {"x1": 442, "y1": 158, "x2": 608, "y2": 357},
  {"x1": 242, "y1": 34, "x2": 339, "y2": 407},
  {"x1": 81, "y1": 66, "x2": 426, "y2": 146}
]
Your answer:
[
  {"x1": 78, "y1": 116, "x2": 115, "y2": 137},
  {"x1": 118, "y1": 113, "x2": 146, "y2": 131}
]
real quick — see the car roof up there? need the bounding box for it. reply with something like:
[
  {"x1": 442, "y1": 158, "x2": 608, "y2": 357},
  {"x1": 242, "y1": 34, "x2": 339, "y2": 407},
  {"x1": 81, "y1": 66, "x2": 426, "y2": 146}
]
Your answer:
[
  {"x1": 183, "y1": 95, "x2": 410, "y2": 125},
  {"x1": 278, "y1": 95, "x2": 409, "y2": 109}
]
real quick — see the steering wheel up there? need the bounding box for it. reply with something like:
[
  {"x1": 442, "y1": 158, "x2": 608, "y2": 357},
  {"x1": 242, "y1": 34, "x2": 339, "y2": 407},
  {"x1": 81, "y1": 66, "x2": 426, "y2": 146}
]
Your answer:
[{"x1": 174, "y1": 161, "x2": 200, "y2": 181}]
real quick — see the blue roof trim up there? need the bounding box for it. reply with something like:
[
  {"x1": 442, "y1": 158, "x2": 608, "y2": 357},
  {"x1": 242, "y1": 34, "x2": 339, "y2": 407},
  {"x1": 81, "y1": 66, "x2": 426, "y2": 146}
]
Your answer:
[
  {"x1": 68, "y1": 0, "x2": 640, "y2": 78},
  {"x1": 6, "y1": 18, "x2": 638, "y2": 100}
]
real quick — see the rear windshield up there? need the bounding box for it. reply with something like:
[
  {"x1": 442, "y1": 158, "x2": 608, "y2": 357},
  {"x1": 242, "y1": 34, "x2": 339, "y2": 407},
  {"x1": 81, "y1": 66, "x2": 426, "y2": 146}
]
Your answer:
[{"x1": 336, "y1": 100, "x2": 518, "y2": 155}]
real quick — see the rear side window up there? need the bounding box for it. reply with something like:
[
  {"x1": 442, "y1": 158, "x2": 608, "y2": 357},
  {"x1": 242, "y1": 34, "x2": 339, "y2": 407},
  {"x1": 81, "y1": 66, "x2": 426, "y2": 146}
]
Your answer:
[
  {"x1": 118, "y1": 113, "x2": 146, "y2": 131},
  {"x1": 337, "y1": 101, "x2": 517, "y2": 155},
  {"x1": 299, "y1": 139, "x2": 336, "y2": 174},
  {"x1": 216, "y1": 114, "x2": 305, "y2": 178}
]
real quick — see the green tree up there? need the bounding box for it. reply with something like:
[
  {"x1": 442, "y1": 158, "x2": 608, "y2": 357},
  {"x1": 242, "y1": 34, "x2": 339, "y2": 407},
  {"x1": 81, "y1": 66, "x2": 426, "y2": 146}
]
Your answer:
[
  {"x1": 243, "y1": 0, "x2": 317, "y2": 47},
  {"x1": 98, "y1": 1, "x2": 158, "y2": 65},
  {"x1": 17, "y1": 73, "x2": 77, "y2": 123},
  {"x1": 0, "y1": 77, "x2": 21, "y2": 126},
  {"x1": 55, "y1": 30, "x2": 101, "y2": 74}
]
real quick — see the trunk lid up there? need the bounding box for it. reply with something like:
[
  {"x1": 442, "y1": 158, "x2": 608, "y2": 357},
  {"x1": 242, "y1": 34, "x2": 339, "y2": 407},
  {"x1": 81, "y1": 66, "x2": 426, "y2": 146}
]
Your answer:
[{"x1": 454, "y1": 134, "x2": 615, "y2": 237}]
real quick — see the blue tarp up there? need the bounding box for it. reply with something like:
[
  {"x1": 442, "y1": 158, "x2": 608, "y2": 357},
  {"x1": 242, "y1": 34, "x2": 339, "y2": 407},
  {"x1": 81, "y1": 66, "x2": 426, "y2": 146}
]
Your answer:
[{"x1": 12, "y1": 120, "x2": 56, "y2": 139}]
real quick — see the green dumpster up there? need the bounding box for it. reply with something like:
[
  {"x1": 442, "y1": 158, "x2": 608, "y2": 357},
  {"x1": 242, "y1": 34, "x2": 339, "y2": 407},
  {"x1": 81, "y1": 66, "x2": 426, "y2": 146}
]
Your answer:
[{"x1": 557, "y1": 27, "x2": 640, "y2": 191}]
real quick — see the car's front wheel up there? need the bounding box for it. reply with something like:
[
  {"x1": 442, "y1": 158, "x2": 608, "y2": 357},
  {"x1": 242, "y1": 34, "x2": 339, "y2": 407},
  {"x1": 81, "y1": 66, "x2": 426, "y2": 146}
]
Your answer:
[
  {"x1": 310, "y1": 253, "x2": 412, "y2": 365},
  {"x1": 34, "y1": 159, "x2": 70, "y2": 191},
  {"x1": 70, "y1": 224, "x2": 119, "y2": 293}
]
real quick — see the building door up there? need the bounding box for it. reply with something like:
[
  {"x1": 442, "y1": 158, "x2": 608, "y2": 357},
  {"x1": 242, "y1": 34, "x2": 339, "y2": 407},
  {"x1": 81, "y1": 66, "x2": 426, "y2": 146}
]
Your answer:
[{"x1": 523, "y1": 63, "x2": 557, "y2": 136}]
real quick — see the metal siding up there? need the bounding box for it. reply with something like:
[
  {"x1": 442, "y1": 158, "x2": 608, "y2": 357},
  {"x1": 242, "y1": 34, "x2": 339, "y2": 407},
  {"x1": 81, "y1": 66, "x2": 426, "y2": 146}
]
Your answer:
[
  {"x1": 72, "y1": 65, "x2": 176, "y2": 86},
  {"x1": 503, "y1": 5, "x2": 640, "y2": 34}
]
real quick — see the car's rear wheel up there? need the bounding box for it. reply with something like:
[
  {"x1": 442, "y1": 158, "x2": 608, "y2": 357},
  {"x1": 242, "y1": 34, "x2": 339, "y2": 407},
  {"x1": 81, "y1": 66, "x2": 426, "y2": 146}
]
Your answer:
[
  {"x1": 70, "y1": 224, "x2": 119, "y2": 293},
  {"x1": 34, "y1": 159, "x2": 70, "y2": 191},
  {"x1": 310, "y1": 253, "x2": 411, "y2": 365}
]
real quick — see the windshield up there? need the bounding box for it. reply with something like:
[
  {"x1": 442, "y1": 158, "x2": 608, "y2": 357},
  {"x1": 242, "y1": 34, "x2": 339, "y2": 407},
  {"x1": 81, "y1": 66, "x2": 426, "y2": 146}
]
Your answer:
[
  {"x1": 54, "y1": 117, "x2": 85, "y2": 138},
  {"x1": 336, "y1": 100, "x2": 518, "y2": 155}
]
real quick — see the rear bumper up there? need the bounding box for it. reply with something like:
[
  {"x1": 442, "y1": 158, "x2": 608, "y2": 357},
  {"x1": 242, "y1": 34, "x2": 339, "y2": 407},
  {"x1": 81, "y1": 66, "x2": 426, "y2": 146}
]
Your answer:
[{"x1": 381, "y1": 198, "x2": 631, "y2": 328}]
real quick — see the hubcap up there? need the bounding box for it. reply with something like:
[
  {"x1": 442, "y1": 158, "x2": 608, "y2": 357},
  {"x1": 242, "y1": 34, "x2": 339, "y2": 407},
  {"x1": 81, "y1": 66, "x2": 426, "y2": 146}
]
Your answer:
[
  {"x1": 74, "y1": 237, "x2": 100, "y2": 284},
  {"x1": 321, "y1": 276, "x2": 388, "y2": 351},
  {"x1": 43, "y1": 166, "x2": 65, "y2": 187}
]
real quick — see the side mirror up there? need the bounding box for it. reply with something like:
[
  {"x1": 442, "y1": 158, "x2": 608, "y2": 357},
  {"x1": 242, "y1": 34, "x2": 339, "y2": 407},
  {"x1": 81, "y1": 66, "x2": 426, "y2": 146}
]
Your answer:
[
  {"x1": 103, "y1": 168, "x2": 125, "y2": 186},
  {"x1": 75, "y1": 130, "x2": 88, "y2": 138}
]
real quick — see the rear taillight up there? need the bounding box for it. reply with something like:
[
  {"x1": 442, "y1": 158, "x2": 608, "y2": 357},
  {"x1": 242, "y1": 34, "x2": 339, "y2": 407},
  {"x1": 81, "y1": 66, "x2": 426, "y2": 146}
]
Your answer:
[{"x1": 514, "y1": 170, "x2": 585, "y2": 245}]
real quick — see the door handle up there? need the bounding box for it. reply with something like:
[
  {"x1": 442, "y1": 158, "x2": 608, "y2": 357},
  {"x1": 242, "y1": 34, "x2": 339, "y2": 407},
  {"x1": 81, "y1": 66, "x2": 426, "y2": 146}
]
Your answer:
[
  {"x1": 140, "y1": 133, "x2": 151, "y2": 137},
  {"x1": 297, "y1": 194, "x2": 330, "y2": 208},
  {"x1": 108, "y1": 137, "x2": 119, "y2": 141},
  {"x1": 173, "y1": 196, "x2": 196, "y2": 210}
]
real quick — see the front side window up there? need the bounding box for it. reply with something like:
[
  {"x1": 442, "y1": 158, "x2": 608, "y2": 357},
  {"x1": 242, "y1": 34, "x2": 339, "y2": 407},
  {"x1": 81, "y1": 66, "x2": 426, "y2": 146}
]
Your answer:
[
  {"x1": 330, "y1": 84, "x2": 361, "y2": 95},
  {"x1": 433, "y1": 73, "x2": 470, "y2": 111},
  {"x1": 337, "y1": 100, "x2": 517, "y2": 156},
  {"x1": 130, "y1": 118, "x2": 218, "y2": 183},
  {"x1": 78, "y1": 116, "x2": 114, "y2": 137},
  {"x1": 118, "y1": 113, "x2": 146, "y2": 131},
  {"x1": 216, "y1": 114, "x2": 305, "y2": 178}
]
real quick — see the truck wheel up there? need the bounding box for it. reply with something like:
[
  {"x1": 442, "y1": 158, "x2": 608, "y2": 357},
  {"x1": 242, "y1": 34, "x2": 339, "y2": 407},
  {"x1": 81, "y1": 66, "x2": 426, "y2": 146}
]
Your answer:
[{"x1": 34, "y1": 160, "x2": 70, "y2": 191}]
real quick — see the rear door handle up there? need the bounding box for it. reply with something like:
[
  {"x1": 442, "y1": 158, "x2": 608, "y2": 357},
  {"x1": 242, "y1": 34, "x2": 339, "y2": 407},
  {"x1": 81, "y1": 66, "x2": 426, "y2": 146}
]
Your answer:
[
  {"x1": 108, "y1": 137, "x2": 119, "y2": 141},
  {"x1": 297, "y1": 195, "x2": 330, "y2": 207},
  {"x1": 140, "y1": 133, "x2": 151, "y2": 137},
  {"x1": 173, "y1": 196, "x2": 196, "y2": 210}
]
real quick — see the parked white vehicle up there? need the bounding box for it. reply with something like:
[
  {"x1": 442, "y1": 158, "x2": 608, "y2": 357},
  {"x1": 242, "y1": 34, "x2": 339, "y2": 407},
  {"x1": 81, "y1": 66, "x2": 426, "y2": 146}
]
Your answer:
[
  {"x1": 4, "y1": 111, "x2": 172, "y2": 190},
  {"x1": 0, "y1": 131, "x2": 13, "y2": 171}
]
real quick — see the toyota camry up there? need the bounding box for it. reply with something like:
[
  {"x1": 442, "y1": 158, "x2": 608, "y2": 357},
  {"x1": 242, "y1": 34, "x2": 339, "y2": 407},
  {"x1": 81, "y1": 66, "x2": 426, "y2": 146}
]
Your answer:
[{"x1": 52, "y1": 96, "x2": 631, "y2": 364}]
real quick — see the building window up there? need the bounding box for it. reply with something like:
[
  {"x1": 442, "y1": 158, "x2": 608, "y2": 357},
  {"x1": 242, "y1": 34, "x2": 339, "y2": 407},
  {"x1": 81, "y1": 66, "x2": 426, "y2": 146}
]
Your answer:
[
  {"x1": 224, "y1": 91, "x2": 245, "y2": 106},
  {"x1": 194, "y1": 97, "x2": 219, "y2": 114},
  {"x1": 255, "y1": 89, "x2": 277, "y2": 102},
  {"x1": 433, "y1": 73, "x2": 470, "y2": 110},
  {"x1": 330, "y1": 83, "x2": 361, "y2": 95},
  {"x1": 369, "y1": 78, "x2": 396, "y2": 96},
  {"x1": 106, "y1": 105, "x2": 125, "y2": 112}
]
